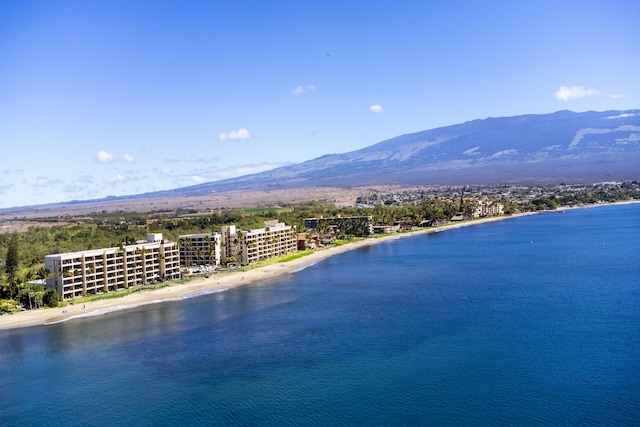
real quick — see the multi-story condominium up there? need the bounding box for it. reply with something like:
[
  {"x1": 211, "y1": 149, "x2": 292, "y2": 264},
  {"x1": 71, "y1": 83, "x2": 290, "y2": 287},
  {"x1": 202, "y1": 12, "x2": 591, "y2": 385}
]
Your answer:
[
  {"x1": 220, "y1": 225, "x2": 241, "y2": 262},
  {"x1": 44, "y1": 233, "x2": 180, "y2": 301},
  {"x1": 472, "y1": 200, "x2": 505, "y2": 218},
  {"x1": 178, "y1": 232, "x2": 222, "y2": 267},
  {"x1": 304, "y1": 216, "x2": 373, "y2": 237},
  {"x1": 221, "y1": 220, "x2": 297, "y2": 265}
]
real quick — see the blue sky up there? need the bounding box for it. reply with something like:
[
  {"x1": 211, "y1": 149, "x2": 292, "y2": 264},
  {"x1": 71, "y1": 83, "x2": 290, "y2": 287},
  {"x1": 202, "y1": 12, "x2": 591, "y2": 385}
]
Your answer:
[{"x1": 1, "y1": 0, "x2": 638, "y2": 208}]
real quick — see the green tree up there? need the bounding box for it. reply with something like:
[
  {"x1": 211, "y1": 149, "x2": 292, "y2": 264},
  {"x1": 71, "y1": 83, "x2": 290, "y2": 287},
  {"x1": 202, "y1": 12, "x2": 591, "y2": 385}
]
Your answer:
[
  {"x1": 43, "y1": 288, "x2": 60, "y2": 307},
  {"x1": 36, "y1": 266, "x2": 51, "y2": 284},
  {"x1": 0, "y1": 272, "x2": 8, "y2": 299},
  {"x1": 21, "y1": 270, "x2": 36, "y2": 309},
  {"x1": 5, "y1": 234, "x2": 20, "y2": 284},
  {"x1": 32, "y1": 286, "x2": 45, "y2": 309},
  {"x1": 11, "y1": 274, "x2": 24, "y2": 303}
]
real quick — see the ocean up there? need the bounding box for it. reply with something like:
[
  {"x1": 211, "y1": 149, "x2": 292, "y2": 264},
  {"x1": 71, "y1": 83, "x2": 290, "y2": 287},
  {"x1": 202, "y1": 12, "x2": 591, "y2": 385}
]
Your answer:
[{"x1": 1, "y1": 204, "x2": 639, "y2": 426}]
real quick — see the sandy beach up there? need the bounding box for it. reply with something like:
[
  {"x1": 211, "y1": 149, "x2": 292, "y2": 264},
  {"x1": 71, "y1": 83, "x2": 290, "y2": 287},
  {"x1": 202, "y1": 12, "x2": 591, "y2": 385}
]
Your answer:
[{"x1": 0, "y1": 214, "x2": 533, "y2": 331}]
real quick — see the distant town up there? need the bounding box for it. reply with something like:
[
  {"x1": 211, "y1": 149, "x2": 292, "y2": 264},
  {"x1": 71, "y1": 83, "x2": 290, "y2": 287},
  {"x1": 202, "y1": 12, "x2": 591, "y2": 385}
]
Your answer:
[{"x1": 1, "y1": 181, "x2": 638, "y2": 312}]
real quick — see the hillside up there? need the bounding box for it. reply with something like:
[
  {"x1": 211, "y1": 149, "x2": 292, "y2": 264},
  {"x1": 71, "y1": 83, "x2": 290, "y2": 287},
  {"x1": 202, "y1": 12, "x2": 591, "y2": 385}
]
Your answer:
[
  {"x1": 158, "y1": 109, "x2": 640, "y2": 197},
  {"x1": 1, "y1": 110, "x2": 639, "y2": 217}
]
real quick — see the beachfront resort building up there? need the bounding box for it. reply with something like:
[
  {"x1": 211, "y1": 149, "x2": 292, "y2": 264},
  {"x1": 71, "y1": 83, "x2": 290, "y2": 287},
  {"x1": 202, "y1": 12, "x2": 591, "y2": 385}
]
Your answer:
[
  {"x1": 304, "y1": 216, "x2": 374, "y2": 237},
  {"x1": 44, "y1": 233, "x2": 180, "y2": 301},
  {"x1": 178, "y1": 232, "x2": 222, "y2": 268},
  {"x1": 472, "y1": 200, "x2": 505, "y2": 218},
  {"x1": 221, "y1": 220, "x2": 297, "y2": 265},
  {"x1": 42, "y1": 221, "x2": 298, "y2": 300}
]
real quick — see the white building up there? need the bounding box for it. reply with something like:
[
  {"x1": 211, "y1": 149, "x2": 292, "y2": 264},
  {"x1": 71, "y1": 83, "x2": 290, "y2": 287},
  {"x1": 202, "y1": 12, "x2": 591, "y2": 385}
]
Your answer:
[
  {"x1": 178, "y1": 232, "x2": 222, "y2": 267},
  {"x1": 472, "y1": 200, "x2": 505, "y2": 218},
  {"x1": 221, "y1": 220, "x2": 297, "y2": 265},
  {"x1": 45, "y1": 234, "x2": 180, "y2": 300}
]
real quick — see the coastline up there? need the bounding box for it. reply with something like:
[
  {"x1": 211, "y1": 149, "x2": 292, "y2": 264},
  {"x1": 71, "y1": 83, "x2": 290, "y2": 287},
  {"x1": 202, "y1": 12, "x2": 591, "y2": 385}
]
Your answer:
[{"x1": 0, "y1": 203, "x2": 631, "y2": 332}]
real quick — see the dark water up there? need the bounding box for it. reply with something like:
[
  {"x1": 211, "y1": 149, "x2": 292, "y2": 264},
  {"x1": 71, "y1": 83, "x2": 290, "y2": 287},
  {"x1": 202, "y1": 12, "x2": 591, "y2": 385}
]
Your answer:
[{"x1": 1, "y1": 204, "x2": 639, "y2": 426}]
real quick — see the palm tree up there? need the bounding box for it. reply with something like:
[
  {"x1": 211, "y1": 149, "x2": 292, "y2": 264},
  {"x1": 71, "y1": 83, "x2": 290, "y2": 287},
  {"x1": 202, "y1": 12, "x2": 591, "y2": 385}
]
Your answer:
[
  {"x1": 195, "y1": 248, "x2": 204, "y2": 267},
  {"x1": 8, "y1": 276, "x2": 20, "y2": 300},
  {"x1": 116, "y1": 243, "x2": 127, "y2": 290},
  {"x1": 182, "y1": 240, "x2": 194, "y2": 267},
  {"x1": 22, "y1": 270, "x2": 36, "y2": 309},
  {"x1": 15, "y1": 282, "x2": 26, "y2": 308},
  {"x1": 36, "y1": 266, "x2": 51, "y2": 285},
  {"x1": 23, "y1": 269, "x2": 35, "y2": 283},
  {"x1": 207, "y1": 246, "x2": 214, "y2": 267},
  {"x1": 33, "y1": 289, "x2": 44, "y2": 309},
  {"x1": 137, "y1": 247, "x2": 148, "y2": 285},
  {"x1": 204, "y1": 235, "x2": 215, "y2": 267}
]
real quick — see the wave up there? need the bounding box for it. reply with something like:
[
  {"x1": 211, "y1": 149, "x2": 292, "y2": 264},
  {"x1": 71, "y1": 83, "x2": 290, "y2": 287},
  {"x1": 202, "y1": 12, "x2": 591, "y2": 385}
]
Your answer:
[
  {"x1": 43, "y1": 287, "x2": 231, "y2": 326},
  {"x1": 291, "y1": 262, "x2": 317, "y2": 273}
]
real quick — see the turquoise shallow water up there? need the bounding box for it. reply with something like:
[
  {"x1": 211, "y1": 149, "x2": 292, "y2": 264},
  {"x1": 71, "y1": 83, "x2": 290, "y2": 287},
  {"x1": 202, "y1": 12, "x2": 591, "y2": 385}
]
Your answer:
[{"x1": 1, "y1": 204, "x2": 639, "y2": 426}]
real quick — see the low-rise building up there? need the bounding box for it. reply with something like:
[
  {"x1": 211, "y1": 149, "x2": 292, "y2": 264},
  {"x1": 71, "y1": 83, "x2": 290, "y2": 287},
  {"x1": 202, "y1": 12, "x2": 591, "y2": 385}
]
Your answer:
[
  {"x1": 373, "y1": 224, "x2": 400, "y2": 234},
  {"x1": 304, "y1": 216, "x2": 373, "y2": 237},
  {"x1": 45, "y1": 234, "x2": 180, "y2": 300},
  {"x1": 297, "y1": 232, "x2": 320, "y2": 250}
]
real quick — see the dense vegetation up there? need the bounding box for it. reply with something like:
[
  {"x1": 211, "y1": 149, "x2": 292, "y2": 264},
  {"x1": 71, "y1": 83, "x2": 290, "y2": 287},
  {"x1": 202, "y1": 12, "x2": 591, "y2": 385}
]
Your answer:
[{"x1": 1, "y1": 181, "x2": 638, "y2": 312}]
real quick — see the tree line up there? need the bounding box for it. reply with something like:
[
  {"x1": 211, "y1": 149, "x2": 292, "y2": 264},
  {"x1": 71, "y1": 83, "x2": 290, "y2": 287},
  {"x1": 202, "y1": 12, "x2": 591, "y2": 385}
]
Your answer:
[
  {"x1": 0, "y1": 199, "x2": 464, "y2": 310},
  {"x1": 2, "y1": 180, "x2": 638, "y2": 313}
]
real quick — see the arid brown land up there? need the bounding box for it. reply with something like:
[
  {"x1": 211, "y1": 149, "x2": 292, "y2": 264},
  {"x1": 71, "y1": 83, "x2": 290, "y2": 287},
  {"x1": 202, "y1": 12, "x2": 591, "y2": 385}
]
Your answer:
[{"x1": 0, "y1": 186, "x2": 414, "y2": 232}]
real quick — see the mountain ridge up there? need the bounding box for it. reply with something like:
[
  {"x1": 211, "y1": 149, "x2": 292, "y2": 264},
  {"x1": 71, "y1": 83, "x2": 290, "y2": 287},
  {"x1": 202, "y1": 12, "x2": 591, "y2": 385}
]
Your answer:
[
  {"x1": 2, "y1": 109, "x2": 639, "y2": 213},
  {"x1": 155, "y1": 109, "x2": 640, "y2": 196}
]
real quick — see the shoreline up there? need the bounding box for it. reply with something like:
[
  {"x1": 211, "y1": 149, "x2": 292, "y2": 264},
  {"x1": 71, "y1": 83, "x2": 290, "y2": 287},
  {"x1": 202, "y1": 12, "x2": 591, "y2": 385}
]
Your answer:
[{"x1": 1, "y1": 202, "x2": 635, "y2": 331}]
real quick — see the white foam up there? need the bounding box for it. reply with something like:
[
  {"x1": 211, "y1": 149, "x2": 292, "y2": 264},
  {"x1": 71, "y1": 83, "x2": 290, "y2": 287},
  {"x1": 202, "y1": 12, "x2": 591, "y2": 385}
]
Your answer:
[{"x1": 291, "y1": 263, "x2": 316, "y2": 273}]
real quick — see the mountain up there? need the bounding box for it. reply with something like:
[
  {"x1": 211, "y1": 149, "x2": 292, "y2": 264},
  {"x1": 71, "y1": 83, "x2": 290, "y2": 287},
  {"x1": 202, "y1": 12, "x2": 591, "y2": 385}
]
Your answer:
[
  {"x1": 160, "y1": 109, "x2": 640, "y2": 197},
  {"x1": 3, "y1": 109, "x2": 639, "y2": 216}
]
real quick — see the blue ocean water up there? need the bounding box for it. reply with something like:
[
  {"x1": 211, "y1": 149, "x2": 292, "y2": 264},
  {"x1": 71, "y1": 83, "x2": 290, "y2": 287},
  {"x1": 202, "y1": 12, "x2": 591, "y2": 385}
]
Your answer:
[{"x1": 1, "y1": 204, "x2": 639, "y2": 426}]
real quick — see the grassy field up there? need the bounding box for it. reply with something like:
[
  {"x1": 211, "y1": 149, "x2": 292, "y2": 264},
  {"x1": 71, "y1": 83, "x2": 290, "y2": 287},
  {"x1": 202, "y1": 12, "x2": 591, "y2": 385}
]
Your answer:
[{"x1": 242, "y1": 207, "x2": 292, "y2": 215}]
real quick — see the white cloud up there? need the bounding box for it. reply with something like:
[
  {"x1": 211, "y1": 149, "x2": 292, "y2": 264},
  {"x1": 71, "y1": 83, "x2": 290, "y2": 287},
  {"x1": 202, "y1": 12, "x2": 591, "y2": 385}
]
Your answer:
[
  {"x1": 153, "y1": 167, "x2": 172, "y2": 174},
  {"x1": 569, "y1": 125, "x2": 640, "y2": 149},
  {"x1": 554, "y1": 86, "x2": 599, "y2": 102},
  {"x1": 610, "y1": 94, "x2": 624, "y2": 99},
  {"x1": 97, "y1": 150, "x2": 135, "y2": 163},
  {"x1": 569, "y1": 127, "x2": 612, "y2": 149},
  {"x1": 606, "y1": 113, "x2": 635, "y2": 119},
  {"x1": 370, "y1": 104, "x2": 384, "y2": 113},
  {"x1": 208, "y1": 162, "x2": 291, "y2": 180},
  {"x1": 490, "y1": 149, "x2": 518, "y2": 158},
  {"x1": 463, "y1": 146, "x2": 480, "y2": 155},
  {"x1": 97, "y1": 150, "x2": 115, "y2": 163},
  {"x1": 0, "y1": 183, "x2": 13, "y2": 195},
  {"x1": 219, "y1": 128, "x2": 253, "y2": 141},
  {"x1": 106, "y1": 174, "x2": 125, "y2": 183},
  {"x1": 169, "y1": 162, "x2": 291, "y2": 189},
  {"x1": 32, "y1": 176, "x2": 63, "y2": 187},
  {"x1": 163, "y1": 156, "x2": 220, "y2": 164},
  {"x1": 61, "y1": 184, "x2": 81, "y2": 194},
  {"x1": 292, "y1": 84, "x2": 316, "y2": 96},
  {"x1": 615, "y1": 133, "x2": 640, "y2": 144},
  {"x1": 189, "y1": 156, "x2": 220, "y2": 163}
]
